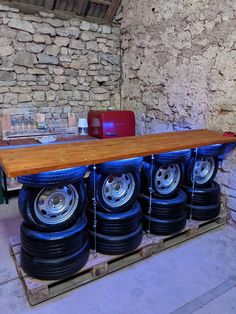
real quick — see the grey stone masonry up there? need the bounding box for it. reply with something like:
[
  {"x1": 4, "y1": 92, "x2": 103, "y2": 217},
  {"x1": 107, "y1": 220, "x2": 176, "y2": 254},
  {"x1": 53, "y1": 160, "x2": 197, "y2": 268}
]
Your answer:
[{"x1": 0, "y1": 4, "x2": 121, "y2": 125}]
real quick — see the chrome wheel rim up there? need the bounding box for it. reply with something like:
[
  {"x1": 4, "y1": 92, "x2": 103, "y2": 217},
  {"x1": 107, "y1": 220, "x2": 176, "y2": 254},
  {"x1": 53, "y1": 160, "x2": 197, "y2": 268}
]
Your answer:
[
  {"x1": 193, "y1": 157, "x2": 215, "y2": 185},
  {"x1": 34, "y1": 185, "x2": 79, "y2": 225},
  {"x1": 102, "y1": 173, "x2": 135, "y2": 208},
  {"x1": 154, "y1": 163, "x2": 181, "y2": 195}
]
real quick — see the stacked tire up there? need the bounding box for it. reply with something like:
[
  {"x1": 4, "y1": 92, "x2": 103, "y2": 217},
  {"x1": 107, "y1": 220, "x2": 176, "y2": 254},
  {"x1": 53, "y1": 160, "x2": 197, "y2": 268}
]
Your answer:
[
  {"x1": 17, "y1": 167, "x2": 90, "y2": 280},
  {"x1": 87, "y1": 157, "x2": 143, "y2": 255},
  {"x1": 183, "y1": 144, "x2": 225, "y2": 220},
  {"x1": 140, "y1": 150, "x2": 191, "y2": 235}
]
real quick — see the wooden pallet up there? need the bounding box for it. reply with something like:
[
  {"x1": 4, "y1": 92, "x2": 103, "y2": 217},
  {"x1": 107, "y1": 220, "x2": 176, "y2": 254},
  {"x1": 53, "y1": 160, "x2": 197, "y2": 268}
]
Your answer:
[{"x1": 9, "y1": 216, "x2": 226, "y2": 306}]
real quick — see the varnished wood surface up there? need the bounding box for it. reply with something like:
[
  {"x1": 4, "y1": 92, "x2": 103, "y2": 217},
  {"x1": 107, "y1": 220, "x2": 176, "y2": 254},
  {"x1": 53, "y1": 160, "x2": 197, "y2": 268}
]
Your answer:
[{"x1": 0, "y1": 129, "x2": 235, "y2": 177}]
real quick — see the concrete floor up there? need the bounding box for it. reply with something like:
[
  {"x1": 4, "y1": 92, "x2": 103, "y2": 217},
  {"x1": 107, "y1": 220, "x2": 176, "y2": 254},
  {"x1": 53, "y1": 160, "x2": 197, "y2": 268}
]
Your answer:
[{"x1": 1, "y1": 197, "x2": 236, "y2": 314}]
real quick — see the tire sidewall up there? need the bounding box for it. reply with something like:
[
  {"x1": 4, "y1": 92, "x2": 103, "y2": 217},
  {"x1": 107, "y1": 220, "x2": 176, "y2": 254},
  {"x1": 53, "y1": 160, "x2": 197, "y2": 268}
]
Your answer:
[
  {"x1": 152, "y1": 161, "x2": 184, "y2": 198},
  {"x1": 23, "y1": 180, "x2": 87, "y2": 231},
  {"x1": 185, "y1": 157, "x2": 219, "y2": 187},
  {"x1": 90, "y1": 171, "x2": 141, "y2": 213}
]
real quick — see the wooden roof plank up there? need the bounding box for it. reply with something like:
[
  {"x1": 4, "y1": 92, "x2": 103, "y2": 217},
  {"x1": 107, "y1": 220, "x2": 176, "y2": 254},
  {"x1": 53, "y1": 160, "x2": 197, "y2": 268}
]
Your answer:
[
  {"x1": 43, "y1": 0, "x2": 54, "y2": 10},
  {"x1": 77, "y1": 0, "x2": 89, "y2": 15},
  {"x1": 0, "y1": 130, "x2": 235, "y2": 177}
]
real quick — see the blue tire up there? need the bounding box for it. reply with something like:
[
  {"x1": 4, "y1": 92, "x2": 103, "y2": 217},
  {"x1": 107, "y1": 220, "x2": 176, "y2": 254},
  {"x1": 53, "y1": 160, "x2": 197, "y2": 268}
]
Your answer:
[
  {"x1": 145, "y1": 149, "x2": 191, "y2": 165},
  {"x1": 17, "y1": 166, "x2": 87, "y2": 188},
  {"x1": 141, "y1": 161, "x2": 184, "y2": 198},
  {"x1": 184, "y1": 157, "x2": 219, "y2": 187},
  {"x1": 194, "y1": 144, "x2": 226, "y2": 157},
  {"x1": 96, "y1": 157, "x2": 143, "y2": 175}
]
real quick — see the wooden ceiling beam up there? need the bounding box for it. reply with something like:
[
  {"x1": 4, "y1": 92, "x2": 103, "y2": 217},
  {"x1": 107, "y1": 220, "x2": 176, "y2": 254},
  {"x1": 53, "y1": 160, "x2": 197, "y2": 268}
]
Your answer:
[
  {"x1": 104, "y1": 0, "x2": 121, "y2": 22},
  {"x1": 4, "y1": 0, "x2": 121, "y2": 23}
]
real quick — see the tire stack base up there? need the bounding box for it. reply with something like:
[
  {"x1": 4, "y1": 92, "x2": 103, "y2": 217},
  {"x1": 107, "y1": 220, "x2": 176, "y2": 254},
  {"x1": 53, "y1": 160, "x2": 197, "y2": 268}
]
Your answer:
[
  {"x1": 17, "y1": 167, "x2": 89, "y2": 281},
  {"x1": 9, "y1": 214, "x2": 225, "y2": 306},
  {"x1": 88, "y1": 157, "x2": 144, "y2": 256}
]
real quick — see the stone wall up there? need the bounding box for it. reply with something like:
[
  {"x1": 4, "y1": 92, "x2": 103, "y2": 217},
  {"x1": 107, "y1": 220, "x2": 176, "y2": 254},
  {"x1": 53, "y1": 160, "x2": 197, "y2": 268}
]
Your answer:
[
  {"x1": 120, "y1": 0, "x2": 236, "y2": 221},
  {"x1": 0, "y1": 4, "x2": 121, "y2": 127}
]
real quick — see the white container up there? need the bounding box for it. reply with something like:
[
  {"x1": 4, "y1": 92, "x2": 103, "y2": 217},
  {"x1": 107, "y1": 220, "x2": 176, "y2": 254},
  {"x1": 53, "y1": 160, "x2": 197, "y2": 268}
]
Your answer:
[{"x1": 78, "y1": 118, "x2": 88, "y2": 136}]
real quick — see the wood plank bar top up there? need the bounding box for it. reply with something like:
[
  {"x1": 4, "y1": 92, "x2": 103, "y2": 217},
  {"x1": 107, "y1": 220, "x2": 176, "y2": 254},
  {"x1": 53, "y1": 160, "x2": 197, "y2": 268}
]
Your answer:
[{"x1": 0, "y1": 129, "x2": 235, "y2": 177}]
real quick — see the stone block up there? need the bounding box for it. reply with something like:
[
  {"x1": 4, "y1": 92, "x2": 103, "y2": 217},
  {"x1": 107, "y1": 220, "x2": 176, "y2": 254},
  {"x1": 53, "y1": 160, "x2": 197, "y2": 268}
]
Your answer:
[
  {"x1": 54, "y1": 36, "x2": 70, "y2": 47},
  {"x1": 45, "y1": 45, "x2": 60, "y2": 56},
  {"x1": 33, "y1": 91, "x2": 45, "y2": 102},
  {"x1": 0, "y1": 4, "x2": 10, "y2": 11},
  {"x1": 56, "y1": 27, "x2": 79, "y2": 38},
  {"x1": 37, "y1": 53, "x2": 59, "y2": 65},
  {"x1": 69, "y1": 78, "x2": 78, "y2": 86},
  {"x1": 46, "y1": 91, "x2": 56, "y2": 101},
  {"x1": 28, "y1": 68, "x2": 46, "y2": 75},
  {"x1": 0, "y1": 46, "x2": 14, "y2": 57},
  {"x1": 26, "y1": 43, "x2": 44, "y2": 53},
  {"x1": 54, "y1": 67, "x2": 64, "y2": 75},
  {"x1": 69, "y1": 39, "x2": 85, "y2": 50},
  {"x1": 39, "y1": 11, "x2": 54, "y2": 18},
  {"x1": 0, "y1": 71, "x2": 16, "y2": 81},
  {"x1": 47, "y1": 18, "x2": 63, "y2": 27},
  {"x1": 17, "y1": 31, "x2": 32, "y2": 42},
  {"x1": 86, "y1": 41, "x2": 98, "y2": 51},
  {"x1": 8, "y1": 19, "x2": 34, "y2": 33},
  {"x1": 101, "y1": 25, "x2": 111, "y2": 34},
  {"x1": 59, "y1": 55, "x2": 71, "y2": 62},
  {"x1": 0, "y1": 37, "x2": 12, "y2": 46},
  {"x1": 10, "y1": 86, "x2": 31, "y2": 93},
  {"x1": 0, "y1": 87, "x2": 9, "y2": 93},
  {"x1": 80, "y1": 21, "x2": 90, "y2": 31},
  {"x1": 80, "y1": 31, "x2": 96, "y2": 41},
  {"x1": 95, "y1": 76, "x2": 109, "y2": 82},
  {"x1": 54, "y1": 75, "x2": 66, "y2": 84},
  {"x1": 18, "y1": 94, "x2": 32, "y2": 102},
  {"x1": 17, "y1": 74, "x2": 36, "y2": 81},
  {"x1": 70, "y1": 18, "x2": 80, "y2": 27},
  {"x1": 50, "y1": 83, "x2": 60, "y2": 90},
  {"x1": 4, "y1": 93, "x2": 17, "y2": 104},
  {"x1": 33, "y1": 34, "x2": 45, "y2": 43},
  {"x1": 33, "y1": 23, "x2": 55, "y2": 36},
  {"x1": 61, "y1": 47, "x2": 68, "y2": 55},
  {"x1": 92, "y1": 93, "x2": 110, "y2": 101},
  {"x1": 65, "y1": 68, "x2": 77, "y2": 76},
  {"x1": 69, "y1": 60, "x2": 80, "y2": 70},
  {"x1": 14, "y1": 52, "x2": 34, "y2": 68},
  {"x1": 0, "y1": 25, "x2": 16, "y2": 38}
]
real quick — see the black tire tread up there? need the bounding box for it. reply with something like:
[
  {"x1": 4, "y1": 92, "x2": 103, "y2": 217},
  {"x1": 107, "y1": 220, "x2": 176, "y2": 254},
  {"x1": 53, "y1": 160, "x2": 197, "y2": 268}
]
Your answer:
[
  {"x1": 90, "y1": 224, "x2": 143, "y2": 255},
  {"x1": 20, "y1": 240, "x2": 90, "y2": 280},
  {"x1": 183, "y1": 182, "x2": 220, "y2": 206},
  {"x1": 20, "y1": 216, "x2": 88, "y2": 258},
  {"x1": 187, "y1": 202, "x2": 220, "y2": 221},
  {"x1": 17, "y1": 166, "x2": 87, "y2": 188},
  {"x1": 96, "y1": 157, "x2": 143, "y2": 175},
  {"x1": 139, "y1": 190, "x2": 187, "y2": 219},
  {"x1": 87, "y1": 202, "x2": 142, "y2": 236},
  {"x1": 143, "y1": 214, "x2": 187, "y2": 235}
]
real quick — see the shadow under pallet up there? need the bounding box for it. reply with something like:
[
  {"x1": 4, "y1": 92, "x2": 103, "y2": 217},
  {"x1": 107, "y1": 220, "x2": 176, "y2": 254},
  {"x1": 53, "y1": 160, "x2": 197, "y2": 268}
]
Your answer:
[{"x1": 9, "y1": 216, "x2": 226, "y2": 306}]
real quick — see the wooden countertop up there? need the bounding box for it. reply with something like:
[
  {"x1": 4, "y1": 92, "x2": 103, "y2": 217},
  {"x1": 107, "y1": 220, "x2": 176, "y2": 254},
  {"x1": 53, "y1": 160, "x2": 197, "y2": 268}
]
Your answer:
[{"x1": 0, "y1": 129, "x2": 235, "y2": 177}]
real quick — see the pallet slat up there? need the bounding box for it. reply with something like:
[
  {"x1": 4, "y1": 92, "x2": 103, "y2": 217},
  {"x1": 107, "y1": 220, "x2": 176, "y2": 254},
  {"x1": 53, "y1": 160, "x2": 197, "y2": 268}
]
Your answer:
[{"x1": 9, "y1": 216, "x2": 225, "y2": 306}]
